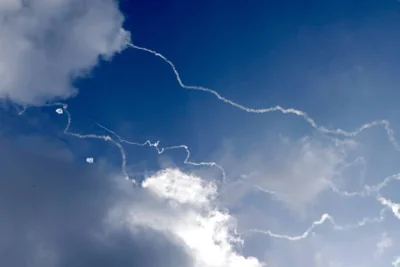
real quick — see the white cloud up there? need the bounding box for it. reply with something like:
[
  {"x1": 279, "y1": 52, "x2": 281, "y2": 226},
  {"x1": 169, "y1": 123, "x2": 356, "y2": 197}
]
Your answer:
[
  {"x1": 375, "y1": 232, "x2": 392, "y2": 258},
  {"x1": 0, "y1": 0, "x2": 129, "y2": 106},
  {"x1": 261, "y1": 137, "x2": 345, "y2": 209},
  {"x1": 219, "y1": 136, "x2": 352, "y2": 214},
  {"x1": 393, "y1": 257, "x2": 400, "y2": 267},
  {"x1": 314, "y1": 252, "x2": 343, "y2": 267},
  {"x1": 0, "y1": 137, "x2": 192, "y2": 267},
  {"x1": 111, "y1": 168, "x2": 263, "y2": 267}
]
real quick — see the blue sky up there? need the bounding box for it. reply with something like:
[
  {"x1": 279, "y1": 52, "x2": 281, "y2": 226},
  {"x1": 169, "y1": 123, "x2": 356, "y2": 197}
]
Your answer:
[
  {"x1": 72, "y1": 0, "x2": 400, "y2": 156},
  {"x1": 1, "y1": 0, "x2": 400, "y2": 266}
]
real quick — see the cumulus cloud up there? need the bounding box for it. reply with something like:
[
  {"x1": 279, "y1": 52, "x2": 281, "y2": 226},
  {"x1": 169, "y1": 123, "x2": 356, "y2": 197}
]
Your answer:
[
  {"x1": 0, "y1": 0, "x2": 129, "y2": 106},
  {"x1": 0, "y1": 132, "x2": 261, "y2": 267},
  {"x1": 112, "y1": 169, "x2": 263, "y2": 267},
  {"x1": 0, "y1": 137, "x2": 191, "y2": 267}
]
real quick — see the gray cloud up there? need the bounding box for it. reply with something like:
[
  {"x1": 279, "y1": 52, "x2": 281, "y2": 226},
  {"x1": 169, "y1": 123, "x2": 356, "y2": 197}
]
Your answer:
[
  {"x1": 0, "y1": 137, "x2": 191, "y2": 267},
  {"x1": 0, "y1": 0, "x2": 129, "y2": 106},
  {"x1": 218, "y1": 134, "x2": 353, "y2": 216}
]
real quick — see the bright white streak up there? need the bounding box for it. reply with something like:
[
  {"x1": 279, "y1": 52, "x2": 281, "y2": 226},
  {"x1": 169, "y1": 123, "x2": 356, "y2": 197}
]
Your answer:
[
  {"x1": 50, "y1": 103, "x2": 132, "y2": 182},
  {"x1": 245, "y1": 208, "x2": 388, "y2": 241},
  {"x1": 94, "y1": 121, "x2": 393, "y2": 241},
  {"x1": 377, "y1": 196, "x2": 400, "y2": 220},
  {"x1": 128, "y1": 43, "x2": 400, "y2": 152},
  {"x1": 96, "y1": 122, "x2": 227, "y2": 182},
  {"x1": 46, "y1": 102, "x2": 399, "y2": 244},
  {"x1": 327, "y1": 172, "x2": 400, "y2": 198},
  {"x1": 33, "y1": 41, "x2": 400, "y2": 246},
  {"x1": 128, "y1": 42, "x2": 400, "y2": 228},
  {"x1": 47, "y1": 103, "x2": 225, "y2": 184},
  {"x1": 124, "y1": 42, "x2": 400, "y2": 251}
]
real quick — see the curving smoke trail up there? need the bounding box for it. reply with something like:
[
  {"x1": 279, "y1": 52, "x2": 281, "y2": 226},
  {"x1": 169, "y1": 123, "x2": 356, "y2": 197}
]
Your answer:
[
  {"x1": 378, "y1": 196, "x2": 400, "y2": 220},
  {"x1": 96, "y1": 122, "x2": 227, "y2": 182},
  {"x1": 17, "y1": 41, "x2": 400, "y2": 258},
  {"x1": 244, "y1": 208, "x2": 388, "y2": 241},
  {"x1": 121, "y1": 42, "x2": 400, "y2": 246},
  {"x1": 128, "y1": 43, "x2": 400, "y2": 151},
  {"x1": 33, "y1": 41, "x2": 400, "y2": 247},
  {"x1": 49, "y1": 103, "x2": 226, "y2": 184},
  {"x1": 47, "y1": 103, "x2": 388, "y2": 243},
  {"x1": 54, "y1": 104, "x2": 132, "y2": 182}
]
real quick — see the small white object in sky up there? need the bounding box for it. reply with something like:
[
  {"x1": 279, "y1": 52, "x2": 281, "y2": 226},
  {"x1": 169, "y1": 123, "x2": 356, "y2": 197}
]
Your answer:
[
  {"x1": 55, "y1": 108, "x2": 63, "y2": 115},
  {"x1": 86, "y1": 157, "x2": 94, "y2": 164}
]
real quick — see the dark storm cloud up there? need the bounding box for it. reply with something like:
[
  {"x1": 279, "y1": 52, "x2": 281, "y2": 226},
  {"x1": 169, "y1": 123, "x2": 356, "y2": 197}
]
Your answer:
[{"x1": 0, "y1": 137, "x2": 191, "y2": 267}]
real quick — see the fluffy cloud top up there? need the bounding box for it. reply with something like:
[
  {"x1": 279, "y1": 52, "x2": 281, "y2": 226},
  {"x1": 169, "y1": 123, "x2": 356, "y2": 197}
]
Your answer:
[
  {"x1": 0, "y1": 137, "x2": 191, "y2": 267},
  {"x1": 114, "y1": 169, "x2": 263, "y2": 267},
  {"x1": 0, "y1": 0, "x2": 129, "y2": 105},
  {"x1": 0, "y1": 132, "x2": 262, "y2": 267}
]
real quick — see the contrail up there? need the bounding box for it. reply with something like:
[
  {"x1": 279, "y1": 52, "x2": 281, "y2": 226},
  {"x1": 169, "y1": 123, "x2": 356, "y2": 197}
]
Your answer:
[
  {"x1": 96, "y1": 122, "x2": 226, "y2": 182},
  {"x1": 18, "y1": 102, "x2": 398, "y2": 253},
  {"x1": 245, "y1": 208, "x2": 387, "y2": 241},
  {"x1": 126, "y1": 43, "x2": 400, "y2": 245},
  {"x1": 329, "y1": 172, "x2": 400, "y2": 198},
  {"x1": 51, "y1": 103, "x2": 133, "y2": 183},
  {"x1": 377, "y1": 196, "x2": 400, "y2": 220},
  {"x1": 35, "y1": 103, "x2": 225, "y2": 183},
  {"x1": 128, "y1": 43, "x2": 400, "y2": 152},
  {"x1": 20, "y1": 41, "x2": 400, "y2": 248}
]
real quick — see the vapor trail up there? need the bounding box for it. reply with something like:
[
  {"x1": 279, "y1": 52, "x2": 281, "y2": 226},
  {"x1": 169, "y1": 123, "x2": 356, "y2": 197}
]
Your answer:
[
  {"x1": 377, "y1": 196, "x2": 400, "y2": 220},
  {"x1": 23, "y1": 103, "x2": 397, "y2": 245},
  {"x1": 51, "y1": 104, "x2": 132, "y2": 183},
  {"x1": 96, "y1": 122, "x2": 226, "y2": 182},
  {"x1": 28, "y1": 42, "x2": 400, "y2": 246},
  {"x1": 246, "y1": 208, "x2": 387, "y2": 241},
  {"x1": 329, "y1": 172, "x2": 400, "y2": 198},
  {"x1": 128, "y1": 43, "x2": 400, "y2": 151}
]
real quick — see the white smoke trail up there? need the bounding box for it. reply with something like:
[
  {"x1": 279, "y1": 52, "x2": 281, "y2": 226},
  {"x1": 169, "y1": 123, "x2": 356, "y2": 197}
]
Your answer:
[
  {"x1": 128, "y1": 42, "x2": 400, "y2": 231},
  {"x1": 96, "y1": 122, "x2": 227, "y2": 182},
  {"x1": 33, "y1": 99, "x2": 399, "y2": 248},
  {"x1": 245, "y1": 208, "x2": 388, "y2": 241},
  {"x1": 377, "y1": 196, "x2": 400, "y2": 220},
  {"x1": 18, "y1": 41, "x2": 400, "y2": 249},
  {"x1": 46, "y1": 103, "x2": 390, "y2": 242},
  {"x1": 128, "y1": 43, "x2": 400, "y2": 152},
  {"x1": 38, "y1": 103, "x2": 225, "y2": 184},
  {"x1": 48, "y1": 103, "x2": 132, "y2": 182}
]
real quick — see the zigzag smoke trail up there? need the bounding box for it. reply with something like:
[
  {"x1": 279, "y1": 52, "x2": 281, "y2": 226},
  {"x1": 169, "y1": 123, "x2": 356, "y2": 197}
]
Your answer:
[
  {"x1": 128, "y1": 43, "x2": 400, "y2": 151},
  {"x1": 126, "y1": 42, "x2": 400, "y2": 236},
  {"x1": 52, "y1": 103, "x2": 226, "y2": 184},
  {"x1": 52, "y1": 102, "x2": 399, "y2": 243},
  {"x1": 53, "y1": 103, "x2": 391, "y2": 242},
  {"x1": 25, "y1": 42, "x2": 400, "y2": 246},
  {"x1": 95, "y1": 122, "x2": 227, "y2": 182},
  {"x1": 246, "y1": 208, "x2": 388, "y2": 241}
]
